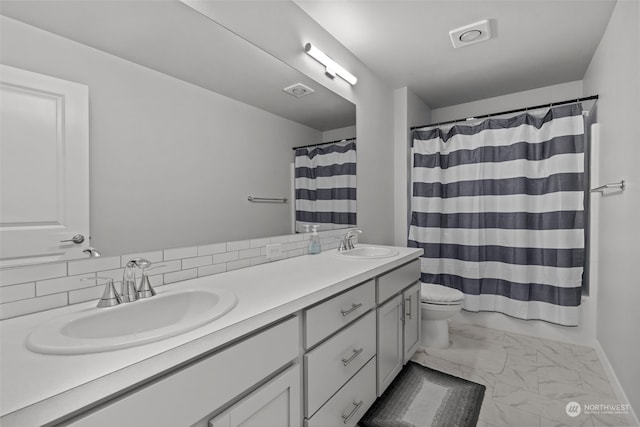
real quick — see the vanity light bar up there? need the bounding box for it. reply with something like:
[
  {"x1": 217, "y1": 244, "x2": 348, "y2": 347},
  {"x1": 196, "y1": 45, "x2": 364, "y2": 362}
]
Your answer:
[{"x1": 304, "y1": 43, "x2": 357, "y2": 85}]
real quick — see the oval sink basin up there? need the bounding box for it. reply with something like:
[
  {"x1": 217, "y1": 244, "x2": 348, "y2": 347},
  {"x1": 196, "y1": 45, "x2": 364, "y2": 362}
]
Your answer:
[
  {"x1": 27, "y1": 288, "x2": 238, "y2": 355},
  {"x1": 336, "y1": 246, "x2": 398, "y2": 259}
]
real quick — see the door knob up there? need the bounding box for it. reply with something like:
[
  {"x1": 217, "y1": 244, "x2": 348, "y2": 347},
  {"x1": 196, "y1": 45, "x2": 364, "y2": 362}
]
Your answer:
[{"x1": 60, "y1": 234, "x2": 85, "y2": 244}]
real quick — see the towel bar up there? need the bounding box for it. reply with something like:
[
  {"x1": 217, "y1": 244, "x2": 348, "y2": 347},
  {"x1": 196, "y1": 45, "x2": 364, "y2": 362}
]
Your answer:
[
  {"x1": 247, "y1": 196, "x2": 288, "y2": 203},
  {"x1": 590, "y1": 180, "x2": 625, "y2": 194}
]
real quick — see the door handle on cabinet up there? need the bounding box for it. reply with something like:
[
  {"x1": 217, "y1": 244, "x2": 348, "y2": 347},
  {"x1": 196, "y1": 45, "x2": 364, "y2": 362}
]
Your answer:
[
  {"x1": 341, "y1": 347, "x2": 364, "y2": 366},
  {"x1": 405, "y1": 296, "x2": 412, "y2": 319},
  {"x1": 340, "y1": 303, "x2": 363, "y2": 316},
  {"x1": 341, "y1": 400, "x2": 364, "y2": 424}
]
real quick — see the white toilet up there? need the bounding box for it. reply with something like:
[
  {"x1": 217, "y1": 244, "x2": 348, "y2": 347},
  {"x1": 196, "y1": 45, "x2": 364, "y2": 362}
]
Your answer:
[{"x1": 420, "y1": 282, "x2": 464, "y2": 349}]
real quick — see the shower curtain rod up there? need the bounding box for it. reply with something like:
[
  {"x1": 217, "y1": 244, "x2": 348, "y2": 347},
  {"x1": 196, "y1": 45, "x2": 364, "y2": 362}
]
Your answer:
[
  {"x1": 292, "y1": 137, "x2": 356, "y2": 151},
  {"x1": 410, "y1": 95, "x2": 599, "y2": 130}
]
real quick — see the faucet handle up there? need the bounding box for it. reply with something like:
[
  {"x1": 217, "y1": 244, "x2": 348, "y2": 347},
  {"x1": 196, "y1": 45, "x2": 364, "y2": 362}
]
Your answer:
[
  {"x1": 136, "y1": 263, "x2": 165, "y2": 299},
  {"x1": 81, "y1": 276, "x2": 121, "y2": 308}
]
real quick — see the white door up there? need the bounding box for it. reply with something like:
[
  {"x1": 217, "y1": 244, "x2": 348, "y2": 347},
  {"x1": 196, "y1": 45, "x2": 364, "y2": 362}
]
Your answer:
[
  {"x1": 376, "y1": 294, "x2": 403, "y2": 396},
  {"x1": 0, "y1": 65, "x2": 89, "y2": 265},
  {"x1": 209, "y1": 365, "x2": 301, "y2": 427},
  {"x1": 403, "y1": 282, "x2": 421, "y2": 364}
]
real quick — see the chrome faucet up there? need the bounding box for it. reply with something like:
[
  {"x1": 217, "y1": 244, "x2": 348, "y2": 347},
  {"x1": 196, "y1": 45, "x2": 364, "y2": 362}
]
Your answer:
[
  {"x1": 121, "y1": 260, "x2": 140, "y2": 303},
  {"x1": 82, "y1": 276, "x2": 122, "y2": 308},
  {"x1": 121, "y1": 258, "x2": 164, "y2": 302},
  {"x1": 339, "y1": 228, "x2": 362, "y2": 252}
]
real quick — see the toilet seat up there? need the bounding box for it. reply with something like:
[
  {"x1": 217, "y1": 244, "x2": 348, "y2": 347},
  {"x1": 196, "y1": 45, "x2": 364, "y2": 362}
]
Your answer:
[{"x1": 420, "y1": 283, "x2": 464, "y2": 306}]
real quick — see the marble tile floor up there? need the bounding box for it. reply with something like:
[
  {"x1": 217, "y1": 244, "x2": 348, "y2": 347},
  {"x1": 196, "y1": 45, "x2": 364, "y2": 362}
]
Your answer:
[{"x1": 410, "y1": 321, "x2": 636, "y2": 427}]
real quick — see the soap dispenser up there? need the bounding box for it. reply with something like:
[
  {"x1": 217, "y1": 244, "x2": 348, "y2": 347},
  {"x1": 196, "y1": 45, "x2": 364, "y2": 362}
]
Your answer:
[{"x1": 308, "y1": 224, "x2": 321, "y2": 254}]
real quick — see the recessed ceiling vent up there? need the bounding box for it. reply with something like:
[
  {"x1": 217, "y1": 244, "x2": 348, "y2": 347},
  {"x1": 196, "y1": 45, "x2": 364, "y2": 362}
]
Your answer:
[
  {"x1": 283, "y1": 83, "x2": 315, "y2": 98},
  {"x1": 449, "y1": 19, "x2": 492, "y2": 49}
]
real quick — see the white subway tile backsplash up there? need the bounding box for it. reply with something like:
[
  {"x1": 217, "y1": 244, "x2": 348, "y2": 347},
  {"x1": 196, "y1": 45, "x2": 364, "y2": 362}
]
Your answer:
[
  {"x1": 97, "y1": 267, "x2": 126, "y2": 283},
  {"x1": 181, "y1": 255, "x2": 213, "y2": 269},
  {"x1": 250, "y1": 256, "x2": 268, "y2": 266},
  {"x1": 0, "y1": 293, "x2": 67, "y2": 320},
  {"x1": 36, "y1": 273, "x2": 95, "y2": 296},
  {"x1": 149, "y1": 260, "x2": 182, "y2": 275},
  {"x1": 198, "y1": 242, "x2": 226, "y2": 256},
  {"x1": 164, "y1": 246, "x2": 197, "y2": 261},
  {"x1": 295, "y1": 241, "x2": 309, "y2": 250},
  {"x1": 148, "y1": 274, "x2": 164, "y2": 288},
  {"x1": 0, "y1": 228, "x2": 356, "y2": 318},
  {"x1": 68, "y1": 256, "x2": 120, "y2": 276},
  {"x1": 227, "y1": 259, "x2": 251, "y2": 271},
  {"x1": 0, "y1": 263, "x2": 67, "y2": 287},
  {"x1": 250, "y1": 238, "x2": 269, "y2": 248},
  {"x1": 198, "y1": 263, "x2": 226, "y2": 277},
  {"x1": 226, "y1": 240, "x2": 251, "y2": 251},
  {"x1": 212, "y1": 251, "x2": 238, "y2": 264},
  {"x1": 164, "y1": 268, "x2": 197, "y2": 284},
  {"x1": 287, "y1": 249, "x2": 304, "y2": 258},
  {"x1": 281, "y1": 242, "x2": 297, "y2": 252},
  {"x1": 68, "y1": 286, "x2": 104, "y2": 305},
  {"x1": 288, "y1": 233, "x2": 305, "y2": 242},
  {"x1": 269, "y1": 235, "x2": 290, "y2": 244},
  {"x1": 0, "y1": 282, "x2": 35, "y2": 303},
  {"x1": 120, "y1": 250, "x2": 163, "y2": 266},
  {"x1": 238, "y1": 248, "x2": 261, "y2": 260}
]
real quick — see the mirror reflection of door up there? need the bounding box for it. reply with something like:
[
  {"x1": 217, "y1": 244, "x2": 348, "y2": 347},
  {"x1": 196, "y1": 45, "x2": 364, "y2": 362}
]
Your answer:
[{"x1": 0, "y1": 65, "x2": 89, "y2": 265}]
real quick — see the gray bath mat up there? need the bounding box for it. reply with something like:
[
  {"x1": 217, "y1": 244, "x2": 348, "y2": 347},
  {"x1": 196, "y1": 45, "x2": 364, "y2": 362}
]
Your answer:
[{"x1": 359, "y1": 362, "x2": 485, "y2": 427}]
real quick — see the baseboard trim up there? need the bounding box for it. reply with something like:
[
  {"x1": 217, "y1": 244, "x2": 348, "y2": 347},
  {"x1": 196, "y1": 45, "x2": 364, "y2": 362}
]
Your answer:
[{"x1": 593, "y1": 340, "x2": 639, "y2": 426}]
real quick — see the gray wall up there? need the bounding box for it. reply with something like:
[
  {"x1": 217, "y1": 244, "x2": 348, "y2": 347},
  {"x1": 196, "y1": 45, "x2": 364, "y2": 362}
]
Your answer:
[
  {"x1": 1, "y1": 16, "x2": 321, "y2": 255},
  {"x1": 322, "y1": 125, "x2": 356, "y2": 142},
  {"x1": 430, "y1": 80, "x2": 583, "y2": 123},
  {"x1": 393, "y1": 87, "x2": 431, "y2": 246},
  {"x1": 583, "y1": 0, "x2": 640, "y2": 414}
]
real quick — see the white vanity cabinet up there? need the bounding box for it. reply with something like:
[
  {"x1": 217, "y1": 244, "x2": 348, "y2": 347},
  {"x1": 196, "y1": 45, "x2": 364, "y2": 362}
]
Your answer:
[
  {"x1": 402, "y1": 282, "x2": 421, "y2": 364},
  {"x1": 303, "y1": 280, "x2": 377, "y2": 426},
  {"x1": 1, "y1": 248, "x2": 425, "y2": 427},
  {"x1": 375, "y1": 259, "x2": 421, "y2": 395},
  {"x1": 65, "y1": 317, "x2": 300, "y2": 427},
  {"x1": 208, "y1": 364, "x2": 300, "y2": 427}
]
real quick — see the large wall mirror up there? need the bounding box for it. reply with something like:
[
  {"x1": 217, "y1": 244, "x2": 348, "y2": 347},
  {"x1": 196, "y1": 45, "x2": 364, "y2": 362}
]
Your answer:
[{"x1": 0, "y1": 1, "x2": 356, "y2": 262}]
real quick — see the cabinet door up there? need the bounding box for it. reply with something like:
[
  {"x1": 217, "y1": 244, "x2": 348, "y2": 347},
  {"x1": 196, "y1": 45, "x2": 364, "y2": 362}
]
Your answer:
[
  {"x1": 210, "y1": 365, "x2": 301, "y2": 427},
  {"x1": 402, "y1": 282, "x2": 421, "y2": 364},
  {"x1": 376, "y1": 294, "x2": 403, "y2": 396}
]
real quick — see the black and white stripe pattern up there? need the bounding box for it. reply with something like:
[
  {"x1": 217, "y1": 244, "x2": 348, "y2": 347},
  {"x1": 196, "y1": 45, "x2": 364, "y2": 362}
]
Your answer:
[
  {"x1": 409, "y1": 105, "x2": 585, "y2": 326},
  {"x1": 295, "y1": 140, "x2": 356, "y2": 232}
]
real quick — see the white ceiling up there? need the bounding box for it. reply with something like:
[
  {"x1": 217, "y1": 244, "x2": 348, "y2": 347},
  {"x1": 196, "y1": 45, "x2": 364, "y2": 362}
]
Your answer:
[
  {"x1": 294, "y1": 0, "x2": 617, "y2": 108},
  {"x1": 0, "y1": 0, "x2": 355, "y2": 131}
]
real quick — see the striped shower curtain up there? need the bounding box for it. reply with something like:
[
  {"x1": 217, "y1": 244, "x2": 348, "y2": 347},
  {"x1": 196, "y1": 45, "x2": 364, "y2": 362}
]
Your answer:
[
  {"x1": 408, "y1": 104, "x2": 585, "y2": 326},
  {"x1": 294, "y1": 140, "x2": 357, "y2": 232}
]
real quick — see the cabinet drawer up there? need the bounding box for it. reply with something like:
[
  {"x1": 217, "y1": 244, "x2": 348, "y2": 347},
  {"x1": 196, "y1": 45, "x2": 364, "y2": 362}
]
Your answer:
[
  {"x1": 67, "y1": 317, "x2": 300, "y2": 427},
  {"x1": 304, "y1": 311, "x2": 375, "y2": 417},
  {"x1": 376, "y1": 259, "x2": 420, "y2": 303},
  {"x1": 304, "y1": 280, "x2": 375, "y2": 348},
  {"x1": 305, "y1": 357, "x2": 377, "y2": 427}
]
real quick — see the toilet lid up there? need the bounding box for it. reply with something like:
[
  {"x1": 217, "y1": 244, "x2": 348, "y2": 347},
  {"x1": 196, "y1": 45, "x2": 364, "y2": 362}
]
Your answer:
[{"x1": 420, "y1": 283, "x2": 464, "y2": 303}]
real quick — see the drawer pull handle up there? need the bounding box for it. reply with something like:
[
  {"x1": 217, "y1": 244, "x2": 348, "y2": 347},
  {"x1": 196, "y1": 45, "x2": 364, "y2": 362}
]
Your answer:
[
  {"x1": 342, "y1": 400, "x2": 364, "y2": 424},
  {"x1": 340, "y1": 303, "x2": 363, "y2": 316},
  {"x1": 405, "y1": 296, "x2": 412, "y2": 319},
  {"x1": 341, "y1": 347, "x2": 364, "y2": 366}
]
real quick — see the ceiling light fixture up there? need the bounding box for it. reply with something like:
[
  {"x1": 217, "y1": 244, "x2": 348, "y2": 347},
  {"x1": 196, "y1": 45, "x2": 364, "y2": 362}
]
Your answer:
[{"x1": 304, "y1": 43, "x2": 357, "y2": 85}]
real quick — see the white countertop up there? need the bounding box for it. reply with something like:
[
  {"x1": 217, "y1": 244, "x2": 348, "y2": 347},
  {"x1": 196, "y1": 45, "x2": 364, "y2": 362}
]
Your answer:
[{"x1": 0, "y1": 245, "x2": 422, "y2": 426}]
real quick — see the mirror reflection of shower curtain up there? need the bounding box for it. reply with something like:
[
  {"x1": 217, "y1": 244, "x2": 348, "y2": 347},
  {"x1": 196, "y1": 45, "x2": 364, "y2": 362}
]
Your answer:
[
  {"x1": 408, "y1": 104, "x2": 585, "y2": 326},
  {"x1": 294, "y1": 140, "x2": 356, "y2": 232}
]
